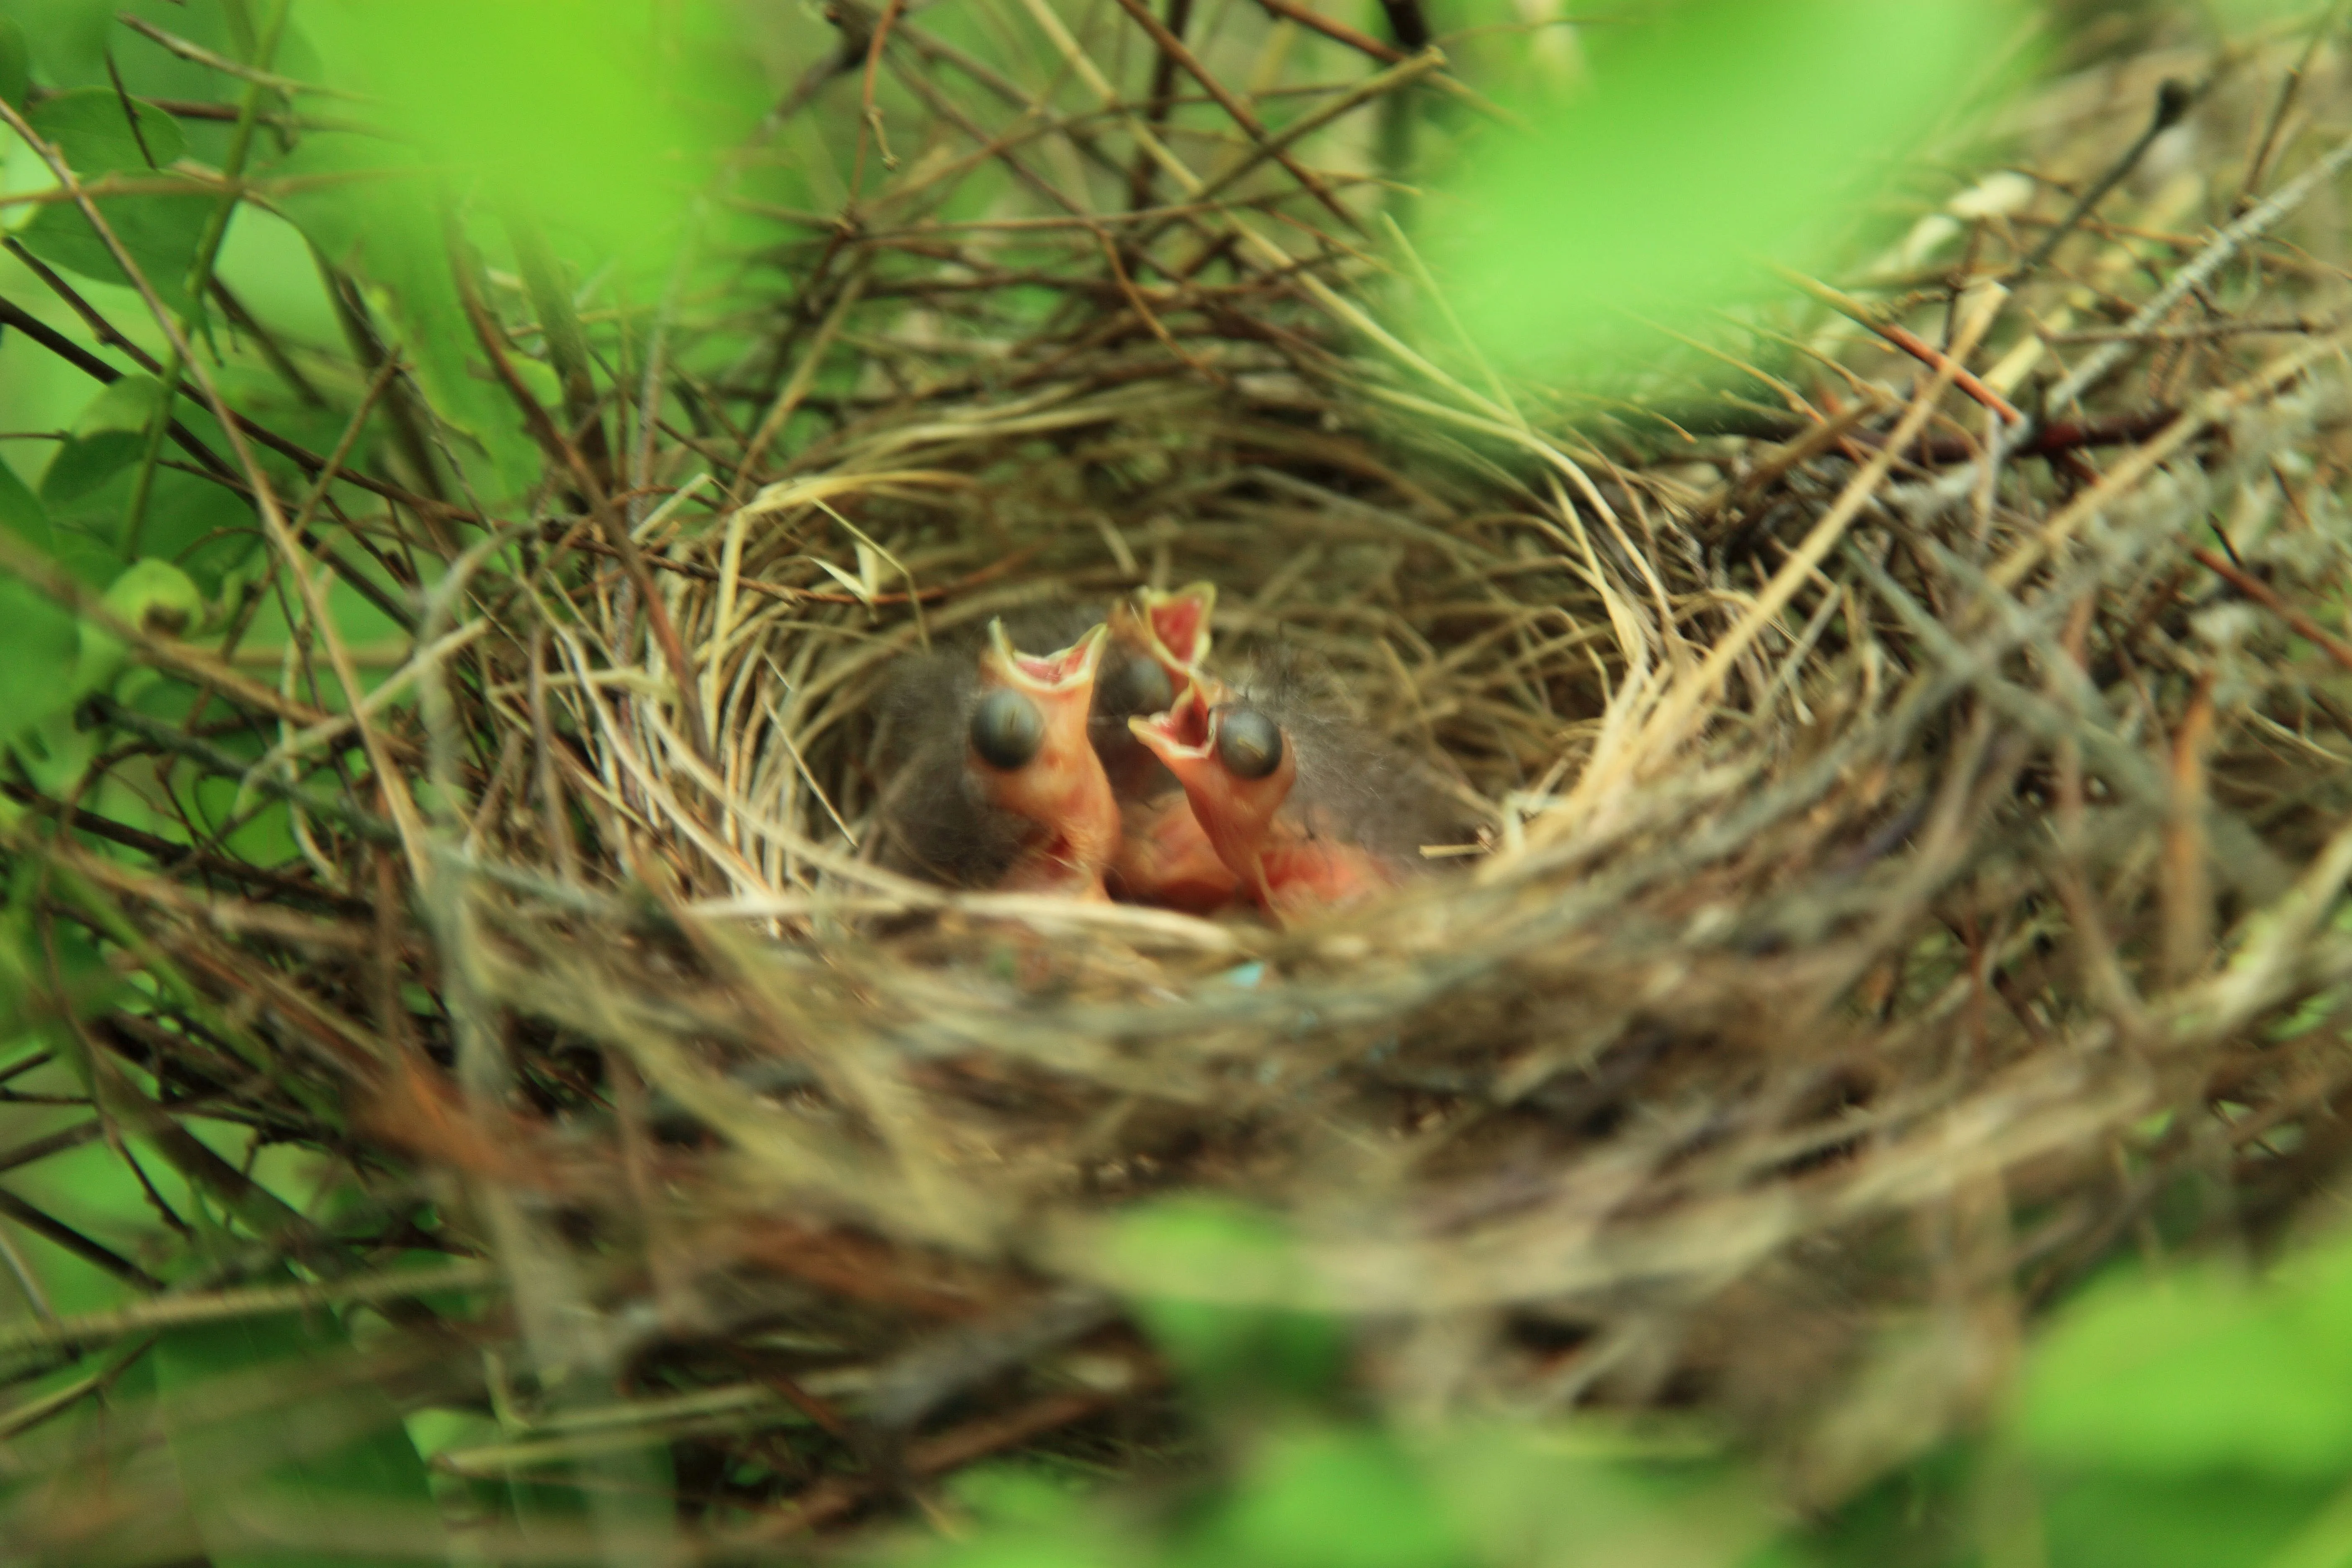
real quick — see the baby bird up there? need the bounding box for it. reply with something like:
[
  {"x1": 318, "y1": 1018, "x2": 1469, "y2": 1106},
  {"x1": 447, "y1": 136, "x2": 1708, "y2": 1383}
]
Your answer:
[
  {"x1": 974, "y1": 620, "x2": 1119, "y2": 895},
  {"x1": 874, "y1": 586, "x2": 1429, "y2": 920},
  {"x1": 1091, "y1": 583, "x2": 1212, "y2": 798},
  {"x1": 1127, "y1": 655, "x2": 1427, "y2": 923},
  {"x1": 875, "y1": 617, "x2": 1120, "y2": 897},
  {"x1": 1099, "y1": 585, "x2": 1246, "y2": 914}
]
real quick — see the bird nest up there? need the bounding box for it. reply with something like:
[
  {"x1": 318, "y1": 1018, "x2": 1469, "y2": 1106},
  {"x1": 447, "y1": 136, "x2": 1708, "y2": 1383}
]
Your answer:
[{"x1": 11, "y1": 10, "x2": 2352, "y2": 1556}]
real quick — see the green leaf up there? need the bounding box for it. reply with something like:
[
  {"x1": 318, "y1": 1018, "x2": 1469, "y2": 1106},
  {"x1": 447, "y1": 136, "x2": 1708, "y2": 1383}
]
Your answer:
[
  {"x1": 2023, "y1": 1237, "x2": 2352, "y2": 1473},
  {"x1": 918, "y1": 1520, "x2": 1128, "y2": 1568},
  {"x1": 75, "y1": 555, "x2": 202, "y2": 691},
  {"x1": 26, "y1": 85, "x2": 186, "y2": 173},
  {"x1": 1754, "y1": 1444, "x2": 1975, "y2": 1568},
  {"x1": 268, "y1": 138, "x2": 540, "y2": 499},
  {"x1": 1, "y1": 555, "x2": 209, "y2": 777},
  {"x1": 74, "y1": 372, "x2": 171, "y2": 435},
  {"x1": 1104, "y1": 1197, "x2": 1300, "y2": 1300},
  {"x1": 947, "y1": 1465, "x2": 1092, "y2": 1530},
  {"x1": 39, "y1": 445, "x2": 248, "y2": 565},
  {"x1": 1421, "y1": 0, "x2": 2018, "y2": 377},
  {"x1": 6, "y1": 0, "x2": 112, "y2": 83},
  {"x1": 101, "y1": 555, "x2": 201, "y2": 631},
  {"x1": 191, "y1": 777, "x2": 303, "y2": 867},
  {"x1": 0, "y1": 569, "x2": 81, "y2": 747},
  {"x1": 1422, "y1": 1425, "x2": 1775, "y2": 1568},
  {"x1": 9, "y1": 708, "x2": 98, "y2": 794},
  {"x1": 39, "y1": 429, "x2": 144, "y2": 508},
  {"x1": 0, "y1": 456, "x2": 52, "y2": 549},
  {"x1": 1190, "y1": 1428, "x2": 1469, "y2": 1568},
  {"x1": 156, "y1": 1297, "x2": 451, "y2": 1568},
  {"x1": 296, "y1": 0, "x2": 759, "y2": 258},
  {"x1": 0, "y1": 13, "x2": 29, "y2": 109},
  {"x1": 2036, "y1": 1469, "x2": 2337, "y2": 1568},
  {"x1": 15, "y1": 192, "x2": 213, "y2": 312},
  {"x1": 1109, "y1": 1199, "x2": 1345, "y2": 1397}
]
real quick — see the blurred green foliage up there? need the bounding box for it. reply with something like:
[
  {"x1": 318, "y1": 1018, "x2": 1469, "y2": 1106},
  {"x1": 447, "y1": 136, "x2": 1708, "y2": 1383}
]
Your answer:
[
  {"x1": 1417, "y1": 0, "x2": 2024, "y2": 378},
  {"x1": 892, "y1": 1202, "x2": 2352, "y2": 1568},
  {"x1": 156, "y1": 1298, "x2": 450, "y2": 1568},
  {"x1": 297, "y1": 0, "x2": 763, "y2": 260}
]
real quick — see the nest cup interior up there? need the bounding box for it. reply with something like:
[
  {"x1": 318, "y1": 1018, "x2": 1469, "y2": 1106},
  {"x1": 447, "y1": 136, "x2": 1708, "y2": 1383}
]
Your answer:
[{"x1": 656, "y1": 387, "x2": 1578, "y2": 907}]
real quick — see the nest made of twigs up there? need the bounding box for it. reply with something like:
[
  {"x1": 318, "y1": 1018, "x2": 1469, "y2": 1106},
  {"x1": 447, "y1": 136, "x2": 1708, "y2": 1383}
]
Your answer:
[{"x1": 14, "y1": 9, "x2": 2352, "y2": 1554}]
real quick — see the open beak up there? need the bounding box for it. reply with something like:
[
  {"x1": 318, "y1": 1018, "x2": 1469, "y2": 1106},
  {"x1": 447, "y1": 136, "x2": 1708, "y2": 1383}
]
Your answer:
[
  {"x1": 980, "y1": 619, "x2": 1108, "y2": 697},
  {"x1": 1125, "y1": 681, "x2": 1215, "y2": 770},
  {"x1": 973, "y1": 621, "x2": 1119, "y2": 893},
  {"x1": 1110, "y1": 582, "x2": 1217, "y2": 689},
  {"x1": 1140, "y1": 582, "x2": 1216, "y2": 673},
  {"x1": 1098, "y1": 589, "x2": 1218, "y2": 799},
  {"x1": 1127, "y1": 686, "x2": 1292, "y2": 895}
]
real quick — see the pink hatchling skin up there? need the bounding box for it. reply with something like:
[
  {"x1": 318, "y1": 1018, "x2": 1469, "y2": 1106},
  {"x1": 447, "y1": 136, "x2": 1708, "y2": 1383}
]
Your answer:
[
  {"x1": 969, "y1": 623, "x2": 1119, "y2": 899},
  {"x1": 1102, "y1": 584, "x2": 1246, "y2": 913},
  {"x1": 1128, "y1": 676, "x2": 1406, "y2": 926}
]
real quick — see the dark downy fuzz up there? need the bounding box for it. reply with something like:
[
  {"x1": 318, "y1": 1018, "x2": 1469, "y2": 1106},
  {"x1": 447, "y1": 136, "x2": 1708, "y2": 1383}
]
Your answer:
[{"x1": 874, "y1": 615, "x2": 1120, "y2": 896}]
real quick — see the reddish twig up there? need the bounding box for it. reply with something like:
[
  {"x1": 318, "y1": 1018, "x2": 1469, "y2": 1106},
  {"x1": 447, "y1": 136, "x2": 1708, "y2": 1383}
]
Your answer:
[
  {"x1": 1246, "y1": 0, "x2": 1515, "y2": 126},
  {"x1": 1251, "y1": 0, "x2": 1402, "y2": 61},
  {"x1": 2190, "y1": 547, "x2": 2352, "y2": 673},
  {"x1": 1818, "y1": 407, "x2": 2178, "y2": 466},
  {"x1": 744, "y1": 1372, "x2": 1155, "y2": 1542},
  {"x1": 1873, "y1": 319, "x2": 2025, "y2": 426},
  {"x1": 1790, "y1": 272, "x2": 2028, "y2": 430},
  {"x1": 1127, "y1": 0, "x2": 1196, "y2": 209},
  {"x1": 1783, "y1": 268, "x2": 2102, "y2": 482},
  {"x1": 857, "y1": 0, "x2": 908, "y2": 181}
]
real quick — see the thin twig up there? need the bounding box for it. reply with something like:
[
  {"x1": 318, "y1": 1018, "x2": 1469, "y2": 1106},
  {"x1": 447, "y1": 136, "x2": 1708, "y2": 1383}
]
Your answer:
[
  {"x1": 2006, "y1": 78, "x2": 2195, "y2": 284},
  {"x1": 0, "y1": 1260, "x2": 497, "y2": 1358},
  {"x1": 115, "y1": 12, "x2": 371, "y2": 99},
  {"x1": 2039, "y1": 125, "x2": 2352, "y2": 419},
  {"x1": 1106, "y1": 0, "x2": 1366, "y2": 236},
  {"x1": 2190, "y1": 547, "x2": 2352, "y2": 672}
]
